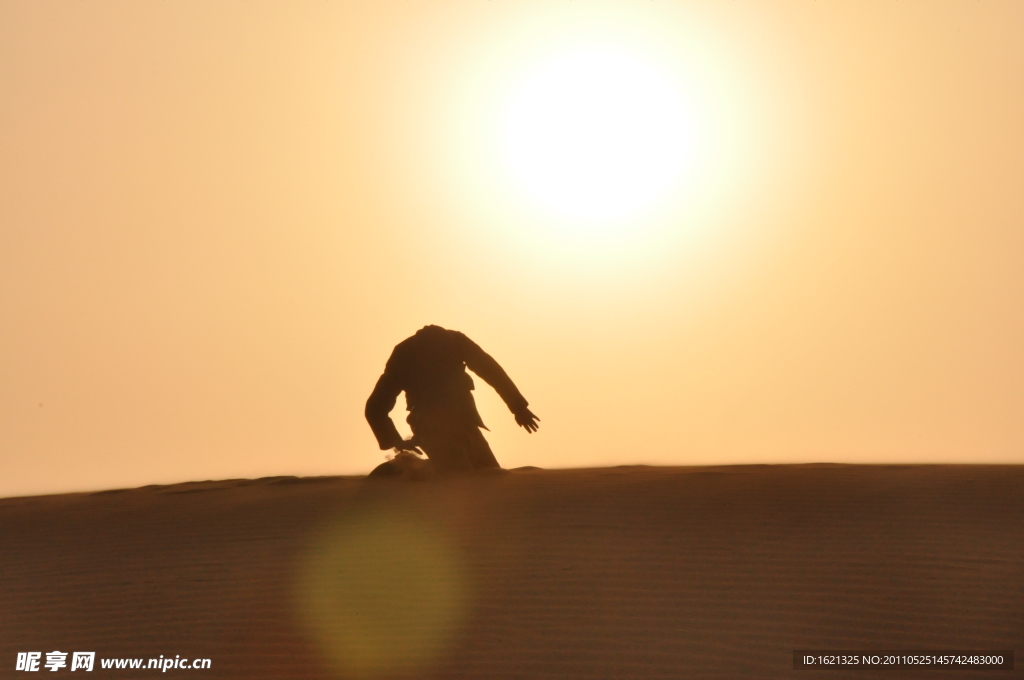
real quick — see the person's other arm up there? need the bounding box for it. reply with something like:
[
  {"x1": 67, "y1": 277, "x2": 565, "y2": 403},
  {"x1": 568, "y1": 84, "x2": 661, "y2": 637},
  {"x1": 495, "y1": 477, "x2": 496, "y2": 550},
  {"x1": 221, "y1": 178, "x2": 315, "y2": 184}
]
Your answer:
[
  {"x1": 458, "y1": 332, "x2": 540, "y2": 433},
  {"x1": 365, "y1": 370, "x2": 405, "y2": 450}
]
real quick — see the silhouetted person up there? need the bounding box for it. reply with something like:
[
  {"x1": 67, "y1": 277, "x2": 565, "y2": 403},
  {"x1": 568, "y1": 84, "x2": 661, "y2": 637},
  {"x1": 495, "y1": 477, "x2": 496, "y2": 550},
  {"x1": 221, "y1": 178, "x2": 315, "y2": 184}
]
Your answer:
[{"x1": 365, "y1": 325, "x2": 539, "y2": 475}]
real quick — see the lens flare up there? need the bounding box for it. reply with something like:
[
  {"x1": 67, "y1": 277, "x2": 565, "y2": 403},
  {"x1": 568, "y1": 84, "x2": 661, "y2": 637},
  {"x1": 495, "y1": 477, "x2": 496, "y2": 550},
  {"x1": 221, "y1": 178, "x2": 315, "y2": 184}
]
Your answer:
[{"x1": 293, "y1": 509, "x2": 470, "y2": 678}]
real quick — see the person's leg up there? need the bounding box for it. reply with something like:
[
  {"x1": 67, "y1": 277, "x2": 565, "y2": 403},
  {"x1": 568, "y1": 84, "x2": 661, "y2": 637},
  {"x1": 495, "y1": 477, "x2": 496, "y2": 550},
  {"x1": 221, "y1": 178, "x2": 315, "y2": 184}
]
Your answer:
[
  {"x1": 462, "y1": 426, "x2": 500, "y2": 470},
  {"x1": 366, "y1": 452, "x2": 434, "y2": 480},
  {"x1": 367, "y1": 460, "x2": 403, "y2": 478},
  {"x1": 408, "y1": 412, "x2": 474, "y2": 474}
]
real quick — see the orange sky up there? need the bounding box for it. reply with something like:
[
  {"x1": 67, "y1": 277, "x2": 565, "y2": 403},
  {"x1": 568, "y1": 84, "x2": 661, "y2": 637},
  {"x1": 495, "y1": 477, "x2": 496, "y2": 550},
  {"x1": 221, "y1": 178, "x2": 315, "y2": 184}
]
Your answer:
[{"x1": 2, "y1": 1, "x2": 1022, "y2": 497}]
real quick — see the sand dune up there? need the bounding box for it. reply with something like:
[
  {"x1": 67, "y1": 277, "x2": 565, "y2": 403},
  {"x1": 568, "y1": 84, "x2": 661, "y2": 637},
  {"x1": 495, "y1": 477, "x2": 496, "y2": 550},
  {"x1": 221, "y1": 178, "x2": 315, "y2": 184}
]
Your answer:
[{"x1": 1, "y1": 465, "x2": 1021, "y2": 678}]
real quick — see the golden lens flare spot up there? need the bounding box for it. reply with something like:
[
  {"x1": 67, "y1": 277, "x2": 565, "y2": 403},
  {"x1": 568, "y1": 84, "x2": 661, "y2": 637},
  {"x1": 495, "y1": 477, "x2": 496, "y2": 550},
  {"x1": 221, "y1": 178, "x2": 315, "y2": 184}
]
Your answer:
[
  {"x1": 503, "y1": 48, "x2": 694, "y2": 223},
  {"x1": 293, "y1": 510, "x2": 470, "y2": 678}
]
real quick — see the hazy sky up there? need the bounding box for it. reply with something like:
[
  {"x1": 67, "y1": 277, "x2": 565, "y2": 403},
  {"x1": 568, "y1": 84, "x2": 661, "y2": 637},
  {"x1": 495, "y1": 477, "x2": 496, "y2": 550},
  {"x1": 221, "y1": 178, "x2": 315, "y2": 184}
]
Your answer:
[{"x1": 2, "y1": 1, "x2": 1022, "y2": 497}]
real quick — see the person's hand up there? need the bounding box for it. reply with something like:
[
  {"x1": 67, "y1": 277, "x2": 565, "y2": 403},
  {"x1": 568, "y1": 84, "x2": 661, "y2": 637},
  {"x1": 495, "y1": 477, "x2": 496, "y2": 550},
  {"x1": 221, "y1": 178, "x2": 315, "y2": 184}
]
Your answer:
[
  {"x1": 393, "y1": 437, "x2": 424, "y2": 456},
  {"x1": 514, "y1": 407, "x2": 540, "y2": 433}
]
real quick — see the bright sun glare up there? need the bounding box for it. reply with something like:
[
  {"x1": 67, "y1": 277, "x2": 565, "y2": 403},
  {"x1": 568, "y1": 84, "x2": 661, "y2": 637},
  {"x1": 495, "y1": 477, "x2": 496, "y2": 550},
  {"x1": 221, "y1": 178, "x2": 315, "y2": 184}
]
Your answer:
[{"x1": 503, "y1": 49, "x2": 694, "y2": 224}]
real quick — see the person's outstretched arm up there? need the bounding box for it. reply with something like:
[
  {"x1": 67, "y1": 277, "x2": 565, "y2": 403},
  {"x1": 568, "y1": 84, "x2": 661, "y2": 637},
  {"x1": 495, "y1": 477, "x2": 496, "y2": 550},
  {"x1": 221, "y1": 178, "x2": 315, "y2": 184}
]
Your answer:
[
  {"x1": 458, "y1": 332, "x2": 540, "y2": 433},
  {"x1": 365, "y1": 372, "x2": 404, "y2": 450}
]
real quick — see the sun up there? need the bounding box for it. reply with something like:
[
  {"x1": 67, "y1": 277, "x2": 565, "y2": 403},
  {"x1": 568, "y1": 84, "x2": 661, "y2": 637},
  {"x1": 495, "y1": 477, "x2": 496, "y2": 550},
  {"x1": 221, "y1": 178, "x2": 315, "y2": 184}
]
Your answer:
[{"x1": 503, "y1": 48, "x2": 695, "y2": 224}]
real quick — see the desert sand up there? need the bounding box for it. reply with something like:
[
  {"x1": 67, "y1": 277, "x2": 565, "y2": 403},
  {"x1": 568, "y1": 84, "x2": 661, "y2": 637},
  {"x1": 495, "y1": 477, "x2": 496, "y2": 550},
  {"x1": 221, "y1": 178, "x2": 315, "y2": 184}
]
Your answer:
[{"x1": 1, "y1": 464, "x2": 1021, "y2": 678}]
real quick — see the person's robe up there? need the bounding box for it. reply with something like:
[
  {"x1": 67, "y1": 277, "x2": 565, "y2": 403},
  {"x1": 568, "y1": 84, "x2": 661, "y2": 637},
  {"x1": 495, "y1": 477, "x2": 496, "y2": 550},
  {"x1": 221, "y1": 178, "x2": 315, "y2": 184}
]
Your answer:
[{"x1": 364, "y1": 325, "x2": 529, "y2": 450}]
